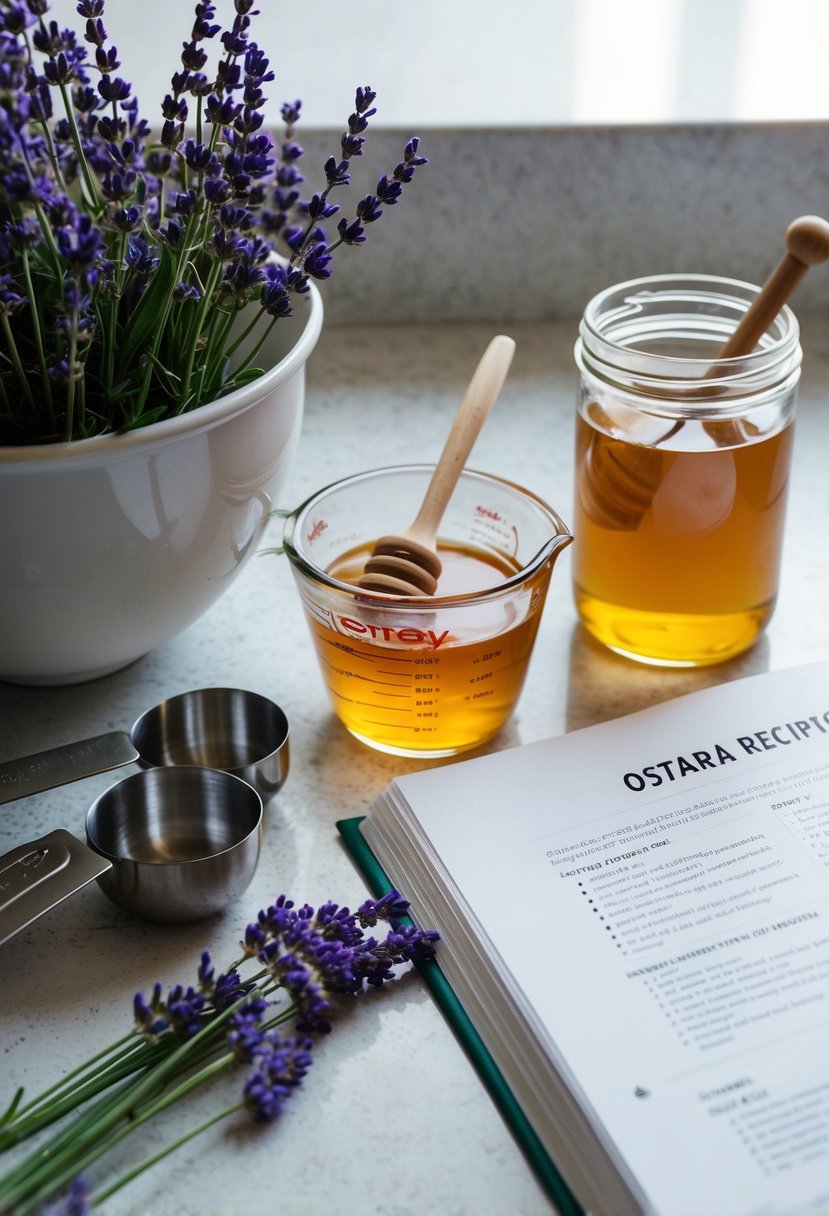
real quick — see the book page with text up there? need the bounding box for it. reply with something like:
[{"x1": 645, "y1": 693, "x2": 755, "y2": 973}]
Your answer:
[{"x1": 367, "y1": 662, "x2": 829, "y2": 1216}]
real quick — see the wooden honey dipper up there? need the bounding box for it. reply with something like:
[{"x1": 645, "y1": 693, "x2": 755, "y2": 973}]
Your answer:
[
  {"x1": 358, "y1": 334, "x2": 516, "y2": 595},
  {"x1": 581, "y1": 215, "x2": 829, "y2": 531}
]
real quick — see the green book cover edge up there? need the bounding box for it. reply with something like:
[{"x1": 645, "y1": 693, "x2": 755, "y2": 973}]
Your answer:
[{"x1": 336, "y1": 814, "x2": 583, "y2": 1216}]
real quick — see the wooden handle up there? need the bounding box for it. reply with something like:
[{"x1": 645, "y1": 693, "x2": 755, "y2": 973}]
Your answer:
[
  {"x1": 715, "y1": 215, "x2": 829, "y2": 362},
  {"x1": 409, "y1": 334, "x2": 516, "y2": 543}
]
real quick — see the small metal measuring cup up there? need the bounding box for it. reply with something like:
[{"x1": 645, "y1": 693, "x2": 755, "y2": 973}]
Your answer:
[
  {"x1": 87, "y1": 766, "x2": 263, "y2": 923},
  {"x1": 0, "y1": 688, "x2": 289, "y2": 945},
  {"x1": 0, "y1": 687, "x2": 290, "y2": 805},
  {"x1": 0, "y1": 766, "x2": 263, "y2": 944}
]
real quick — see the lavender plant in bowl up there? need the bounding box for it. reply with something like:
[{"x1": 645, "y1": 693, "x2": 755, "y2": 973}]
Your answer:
[{"x1": 0, "y1": 0, "x2": 427, "y2": 683}]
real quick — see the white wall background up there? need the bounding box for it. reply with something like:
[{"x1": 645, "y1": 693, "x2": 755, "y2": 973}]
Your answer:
[{"x1": 44, "y1": 0, "x2": 829, "y2": 129}]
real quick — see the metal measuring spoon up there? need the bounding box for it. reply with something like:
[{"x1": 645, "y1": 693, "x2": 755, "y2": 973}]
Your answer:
[
  {"x1": 0, "y1": 687, "x2": 289, "y2": 806},
  {"x1": 0, "y1": 765, "x2": 264, "y2": 945}
]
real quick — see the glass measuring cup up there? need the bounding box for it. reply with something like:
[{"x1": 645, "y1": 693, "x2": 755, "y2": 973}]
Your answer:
[{"x1": 283, "y1": 465, "x2": 572, "y2": 758}]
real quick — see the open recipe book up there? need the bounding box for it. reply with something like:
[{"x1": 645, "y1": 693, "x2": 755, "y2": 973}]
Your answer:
[{"x1": 340, "y1": 661, "x2": 829, "y2": 1216}]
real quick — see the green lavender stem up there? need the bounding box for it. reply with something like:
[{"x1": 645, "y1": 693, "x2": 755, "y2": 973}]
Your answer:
[
  {"x1": 5, "y1": 1058, "x2": 238, "y2": 1216},
  {"x1": 0, "y1": 314, "x2": 35, "y2": 411},
  {"x1": 20, "y1": 250, "x2": 53, "y2": 425},
  {"x1": 92, "y1": 1102, "x2": 241, "y2": 1208},
  {"x1": 0, "y1": 1036, "x2": 157, "y2": 1150},
  {"x1": 0, "y1": 997, "x2": 252, "y2": 1212},
  {"x1": 176, "y1": 258, "x2": 225, "y2": 410},
  {"x1": 226, "y1": 315, "x2": 278, "y2": 384},
  {"x1": 63, "y1": 310, "x2": 79, "y2": 442},
  {"x1": 57, "y1": 83, "x2": 101, "y2": 216}
]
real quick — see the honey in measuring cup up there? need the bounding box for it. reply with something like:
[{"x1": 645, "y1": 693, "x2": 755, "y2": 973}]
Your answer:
[
  {"x1": 320, "y1": 540, "x2": 537, "y2": 756},
  {"x1": 572, "y1": 274, "x2": 802, "y2": 667},
  {"x1": 282, "y1": 465, "x2": 572, "y2": 758}
]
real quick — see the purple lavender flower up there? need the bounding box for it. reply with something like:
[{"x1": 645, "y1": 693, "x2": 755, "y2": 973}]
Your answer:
[
  {"x1": 32, "y1": 20, "x2": 78, "y2": 58},
  {"x1": 0, "y1": 273, "x2": 25, "y2": 312},
  {"x1": 173, "y1": 281, "x2": 201, "y2": 302},
  {"x1": 281, "y1": 141, "x2": 303, "y2": 164},
  {"x1": 183, "y1": 139, "x2": 217, "y2": 173},
  {"x1": 134, "y1": 982, "x2": 168, "y2": 1040},
  {"x1": 226, "y1": 996, "x2": 271, "y2": 1062},
  {"x1": 253, "y1": 894, "x2": 297, "y2": 940},
  {"x1": 97, "y1": 73, "x2": 130, "y2": 102},
  {"x1": 356, "y1": 194, "x2": 383, "y2": 224},
  {"x1": 3, "y1": 214, "x2": 40, "y2": 248},
  {"x1": 71, "y1": 83, "x2": 97, "y2": 114},
  {"x1": 198, "y1": 951, "x2": 252, "y2": 1009},
  {"x1": 39, "y1": 1175, "x2": 91, "y2": 1216},
  {"x1": 324, "y1": 157, "x2": 350, "y2": 188},
  {"x1": 100, "y1": 168, "x2": 135, "y2": 201},
  {"x1": 56, "y1": 213, "x2": 103, "y2": 270},
  {"x1": 324, "y1": 135, "x2": 427, "y2": 262},
  {"x1": 205, "y1": 92, "x2": 240, "y2": 125},
  {"x1": 334, "y1": 216, "x2": 365, "y2": 246},
  {"x1": 316, "y1": 900, "x2": 366, "y2": 945},
  {"x1": 260, "y1": 260, "x2": 308, "y2": 318},
  {"x1": 247, "y1": 891, "x2": 440, "y2": 1034},
  {"x1": 164, "y1": 984, "x2": 206, "y2": 1036},
  {"x1": 94, "y1": 45, "x2": 119, "y2": 73},
  {"x1": 124, "y1": 234, "x2": 158, "y2": 276},
  {"x1": 0, "y1": 6, "x2": 32, "y2": 36},
  {"x1": 280, "y1": 98, "x2": 300, "y2": 126},
  {"x1": 42, "y1": 51, "x2": 78, "y2": 86},
  {"x1": 399, "y1": 135, "x2": 428, "y2": 176},
  {"x1": 160, "y1": 217, "x2": 184, "y2": 249},
  {"x1": 192, "y1": 2, "x2": 220, "y2": 42},
  {"x1": 357, "y1": 889, "x2": 411, "y2": 926},
  {"x1": 243, "y1": 1032, "x2": 313, "y2": 1123},
  {"x1": 108, "y1": 203, "x2": 141, "y2": 232},
  {"x1": 161, "y1": 94, "x2": 187, "y2": 123},
  {"x1": 180, "y1": 40, "x2": 209, "y2": 74},
  {"x1": 80, "y1": 15, "x2": 106, "y2": 50},
  {"x1": 301, "y1": 242, "x2": 332, "y2": 280},
  {"x1": 210, "y1": 226, "x2": 245, "y2": 261},
  {"x1": 220, "y1": 256, "x2": 265, "y2": 298},
  {"x1": 47, "y1": 358, "x2": 72, "y2": 383},
  {"x1": 171, "y1": 188, "x2": 197, "y2": 216},
  {"x1": 307, "y1": 193, "x2": 338, "y2": 222},
  {"x1": 376, "y1": 174, "x2": 403, "y2": 206}
]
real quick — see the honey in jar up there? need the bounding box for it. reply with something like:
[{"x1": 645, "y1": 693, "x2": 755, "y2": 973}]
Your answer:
[
  {"x1": 573, "y1": 410, "x2": 795, "y2": 665},
  {"x1": 572, "y1": 274, "x2": 802, "y2": 666}
]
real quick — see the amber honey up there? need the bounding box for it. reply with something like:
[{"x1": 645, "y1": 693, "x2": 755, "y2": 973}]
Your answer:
[
  {"x1": 572, "y1": 412, "x2": 795, "y2": 665},
  {"x1": 299, "y1": 540, "x2": 542, "y2": 756}
]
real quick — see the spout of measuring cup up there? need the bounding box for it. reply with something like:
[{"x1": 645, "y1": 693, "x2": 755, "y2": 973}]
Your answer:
[
  {"x1": 537, "y1": 512, "x2": 573, "y2": 571},
  {"x1": 550, "y1": 528, "x2": 574, "y2": 563},
  {"x1": 521, "y1": 524, "x2": 572, "y2": 591}
]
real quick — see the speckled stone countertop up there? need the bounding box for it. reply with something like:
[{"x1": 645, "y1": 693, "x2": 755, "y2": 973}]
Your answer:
[{"x1": 2, "y1": 312, "x2": 829, "y2": 1216}]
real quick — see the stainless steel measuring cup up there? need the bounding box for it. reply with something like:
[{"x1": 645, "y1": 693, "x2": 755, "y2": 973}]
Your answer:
[
  {"x1": 0, "y1": 766, "x2": 263, "y2": 944},
  {"x1": 0, "y1": 687, "x2": 289, "y2": 805}
]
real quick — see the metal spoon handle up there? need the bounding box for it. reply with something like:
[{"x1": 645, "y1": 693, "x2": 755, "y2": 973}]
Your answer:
[
  {"x1": 0, "y1": 732, "x2": 138, "y2": 805},
  {"x1": 0, "y1": 829, "x2": 113, "y2": 947}
]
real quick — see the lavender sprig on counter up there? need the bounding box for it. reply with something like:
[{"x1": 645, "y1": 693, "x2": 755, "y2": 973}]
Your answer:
[
  {"x1": 0, "y1": 0, "x2": 427, "y2": 445},
  {"x1": 0, "y1": 890, "x2": 438, "y2": 1213}
]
